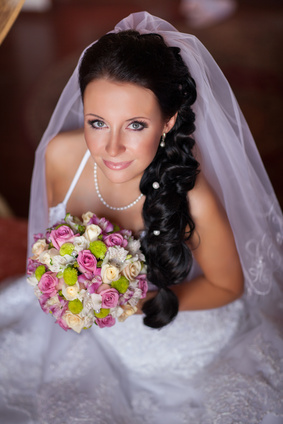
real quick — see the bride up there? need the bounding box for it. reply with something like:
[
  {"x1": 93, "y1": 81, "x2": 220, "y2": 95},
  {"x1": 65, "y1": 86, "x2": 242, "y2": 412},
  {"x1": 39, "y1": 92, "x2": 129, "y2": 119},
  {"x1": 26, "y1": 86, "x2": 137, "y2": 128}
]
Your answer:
[{"x1": 1, "y1": 11, "x2": 282, "y2": 424}]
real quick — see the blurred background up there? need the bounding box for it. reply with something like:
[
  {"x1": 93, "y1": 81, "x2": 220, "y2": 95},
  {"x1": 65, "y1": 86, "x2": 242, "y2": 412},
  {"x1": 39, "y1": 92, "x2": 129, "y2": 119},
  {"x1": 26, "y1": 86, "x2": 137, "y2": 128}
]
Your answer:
[{"x1": 0, "y1": 0, "x2": 282, "y2": 278}]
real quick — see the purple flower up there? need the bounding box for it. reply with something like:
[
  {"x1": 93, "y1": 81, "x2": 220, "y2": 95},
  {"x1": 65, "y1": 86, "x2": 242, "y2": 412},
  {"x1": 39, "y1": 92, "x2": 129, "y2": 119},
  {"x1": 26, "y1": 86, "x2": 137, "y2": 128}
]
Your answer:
[
  {"x1": 119, "y1": 229, "x2": 132, "y2": 238},
  {"x1": 90, "y1": 216, "x2": 114, "y2": 233},
  {"x1": 56, "y1": 317, "x2": 70, "y2": 331},
  {"x1": 103, "y1": 233, "x2": 128, "y2": 248},
  {"x1": 33, "y1": 233, "x2": 44, "y2": 242},
  {"x1": 39, "y1": 294, "x2": 50, "y2": 313},
  {"x1": 87, "y1": 276, "x2": 103, "y2": 294},
  {"x1": 96, "y1": 315, "x2": 116, "y2": 328},
  {"x1": 27, "y1": 258, "x2": 42, "y2": 276},
  {"x1": 50, "y1": 225, "x2": 75, "y2": 250},
  {"x1": 119, "y1": 287, "x2": 135, "y2": 305},
  {"x1": 50, "y1": 299, "x2": 68, "y2": 319},
  {"x1": 137, "y1": 274, "x2": 148, "y2": 299}
]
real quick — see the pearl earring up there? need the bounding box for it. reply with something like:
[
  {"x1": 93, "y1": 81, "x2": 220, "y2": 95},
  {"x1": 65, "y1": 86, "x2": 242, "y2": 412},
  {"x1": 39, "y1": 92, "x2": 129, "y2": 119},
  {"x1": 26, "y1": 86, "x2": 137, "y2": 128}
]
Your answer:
[{"x1": 160, "y1": 132, "x2": 166, "y2": 147}]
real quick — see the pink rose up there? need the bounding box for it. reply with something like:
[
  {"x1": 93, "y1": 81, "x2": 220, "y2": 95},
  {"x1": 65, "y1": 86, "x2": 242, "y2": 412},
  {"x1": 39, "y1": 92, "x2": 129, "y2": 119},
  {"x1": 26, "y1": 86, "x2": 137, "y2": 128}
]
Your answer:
[
  {"x1": 96, "y1": 315, "x2": 116, "y2": 328},
  {"x1": 103, "y1": 233, "x2": 128, "y2": 248},
  {"x1": 38, "y1": 272, "x2": 59, "y2": 297},
  {"x1": 50, "y1": 225, "x2": 75, "y2": 250},
  {"x1": 100, "y1": 288, "x2": 119, "y2": 308},
  {"x1": 77, "y1": 250, "x2": 97, "y2": 278},
  {"x1": 137, "y1": 274, "x2": 148, "y2": 299}
]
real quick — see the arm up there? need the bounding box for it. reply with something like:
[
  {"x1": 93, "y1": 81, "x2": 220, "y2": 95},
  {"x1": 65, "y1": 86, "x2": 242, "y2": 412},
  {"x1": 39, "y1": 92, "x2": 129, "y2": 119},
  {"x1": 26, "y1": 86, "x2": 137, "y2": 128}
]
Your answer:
[
  {"x1": 173, "y1": 173, "x2": 244, "y2": 310},
  {"x1": 139, "y1": 173, "x2": 244, "y2": 312}
]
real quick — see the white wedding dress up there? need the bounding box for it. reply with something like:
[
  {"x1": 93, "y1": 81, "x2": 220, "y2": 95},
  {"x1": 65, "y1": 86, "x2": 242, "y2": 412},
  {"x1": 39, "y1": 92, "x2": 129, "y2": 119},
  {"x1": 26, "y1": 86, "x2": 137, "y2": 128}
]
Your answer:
[{"x1": 1, "y1": 150, "x2": 283, "y2": 424}]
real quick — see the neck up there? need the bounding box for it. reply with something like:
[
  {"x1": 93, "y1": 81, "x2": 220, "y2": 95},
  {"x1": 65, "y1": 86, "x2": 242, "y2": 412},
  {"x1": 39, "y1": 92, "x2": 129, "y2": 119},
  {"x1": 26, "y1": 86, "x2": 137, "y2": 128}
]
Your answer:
[{"x1": 93, "y1": 162, "x2": 144, "y2": 211}]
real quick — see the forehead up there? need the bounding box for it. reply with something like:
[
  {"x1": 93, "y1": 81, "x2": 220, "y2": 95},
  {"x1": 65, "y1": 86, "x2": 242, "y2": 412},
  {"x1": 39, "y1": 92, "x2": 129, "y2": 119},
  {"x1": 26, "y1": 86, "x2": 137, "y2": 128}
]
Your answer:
[{"x1": 83, "y1": 78, "x2": 162, "y2": 117}]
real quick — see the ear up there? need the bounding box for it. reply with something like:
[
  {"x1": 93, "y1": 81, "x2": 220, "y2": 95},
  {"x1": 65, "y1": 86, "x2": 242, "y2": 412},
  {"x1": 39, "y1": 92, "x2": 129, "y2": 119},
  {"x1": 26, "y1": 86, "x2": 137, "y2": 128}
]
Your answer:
[{"x1": 163, "y1": 112, "x2": 178, "y2": 133}]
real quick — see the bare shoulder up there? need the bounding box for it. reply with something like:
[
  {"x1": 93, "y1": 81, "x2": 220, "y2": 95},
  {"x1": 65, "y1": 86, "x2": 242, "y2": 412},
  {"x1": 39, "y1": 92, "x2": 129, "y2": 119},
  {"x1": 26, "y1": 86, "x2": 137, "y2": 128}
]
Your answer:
[
  {"x1": 45, "y1": 128, "x2": 85, "y2": 207},
  {"x1": 187, "y1": 171, "x2": 224, "y2": 224},
  {"x1": 45, "y1": 128, "x2": 85, "y2": 169}
]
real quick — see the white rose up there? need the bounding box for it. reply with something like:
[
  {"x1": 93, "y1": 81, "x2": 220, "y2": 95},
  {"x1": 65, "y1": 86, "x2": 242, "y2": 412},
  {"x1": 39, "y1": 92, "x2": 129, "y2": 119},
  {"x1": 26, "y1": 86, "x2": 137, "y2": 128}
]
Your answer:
[
  {"x1": 101, "y1": 264, "x2": 120, "y2": 284},
  {"x1": 73, "y1": 236, "x2": 88, "y2": 252},
  {"x1": 83, "y1": 224, "x2": 102, "y2": 242},
  {"x1": 82, "y1": 211, "x2": 94, "y2": 225},
  {"x1": 122, "y1": 261, "x2": 142, "y2": 281},
  {"x1": 62, "y1": 282, "x2": 80, "y2": 300},
  {"x1": 38, "y1": 248, "x2": 59, "y2": 268},
  {"x1": 63, "y1": 311, "x2": 85, "y2": 334},
  {"x1": 32, "y1": 239, "x2": 48, "y2": 259}
]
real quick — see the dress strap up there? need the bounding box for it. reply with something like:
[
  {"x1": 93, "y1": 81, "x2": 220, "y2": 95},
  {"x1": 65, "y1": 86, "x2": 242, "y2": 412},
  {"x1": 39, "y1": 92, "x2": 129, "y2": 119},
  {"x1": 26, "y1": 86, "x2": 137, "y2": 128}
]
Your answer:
[{"x1": 62, "y1": 149, "x2": 91, "y2": 206}]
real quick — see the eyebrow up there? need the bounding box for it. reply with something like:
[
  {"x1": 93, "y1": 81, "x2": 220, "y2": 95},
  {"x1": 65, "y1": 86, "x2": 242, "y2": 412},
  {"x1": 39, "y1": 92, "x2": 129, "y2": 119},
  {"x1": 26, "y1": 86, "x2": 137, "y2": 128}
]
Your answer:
[
  {"x1": 85, "y1": 113, "x2": 151, "y2": 122},
  {"x1": 85, "y1": 113, "x2": 104, "y2": 119}
]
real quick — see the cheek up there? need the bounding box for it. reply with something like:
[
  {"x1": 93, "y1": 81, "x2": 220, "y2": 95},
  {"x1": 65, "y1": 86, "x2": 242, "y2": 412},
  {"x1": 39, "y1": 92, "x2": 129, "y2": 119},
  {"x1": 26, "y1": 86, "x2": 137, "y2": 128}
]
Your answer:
[{"x1": 84, "y1": 130, "x2": 102, "y2": 155}]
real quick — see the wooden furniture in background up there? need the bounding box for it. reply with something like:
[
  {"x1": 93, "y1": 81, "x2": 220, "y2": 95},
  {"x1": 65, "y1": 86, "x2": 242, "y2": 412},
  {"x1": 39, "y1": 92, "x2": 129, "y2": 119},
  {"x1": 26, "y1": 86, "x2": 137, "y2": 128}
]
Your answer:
[{"x1": 0, "y1": 0, "x2": 26, "y2": 44}]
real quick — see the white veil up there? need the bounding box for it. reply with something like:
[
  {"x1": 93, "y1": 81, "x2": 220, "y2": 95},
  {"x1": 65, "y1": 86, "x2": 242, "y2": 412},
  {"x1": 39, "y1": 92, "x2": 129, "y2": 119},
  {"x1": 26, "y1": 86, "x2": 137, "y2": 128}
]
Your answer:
[{"x1": 28, "y1": 11, "x2": 283, "y2": 297}]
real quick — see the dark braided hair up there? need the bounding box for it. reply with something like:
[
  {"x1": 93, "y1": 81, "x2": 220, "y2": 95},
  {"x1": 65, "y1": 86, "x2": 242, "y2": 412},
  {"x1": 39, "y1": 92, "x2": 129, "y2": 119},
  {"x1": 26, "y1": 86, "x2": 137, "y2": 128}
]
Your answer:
[{"x1": 79, "y1": 30, "x2": 199, "y2": 329}]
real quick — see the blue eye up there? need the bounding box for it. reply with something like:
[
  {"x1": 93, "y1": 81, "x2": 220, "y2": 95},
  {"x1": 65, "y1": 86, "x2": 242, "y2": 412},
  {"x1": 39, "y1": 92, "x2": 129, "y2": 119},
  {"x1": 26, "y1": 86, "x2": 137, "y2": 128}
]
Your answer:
[
  {"x1": 88, "y1": 120, "x2": 106, "y2": 129},
  {"x1": 129, "y1": 121, "x2": 147, "y2": 131}
]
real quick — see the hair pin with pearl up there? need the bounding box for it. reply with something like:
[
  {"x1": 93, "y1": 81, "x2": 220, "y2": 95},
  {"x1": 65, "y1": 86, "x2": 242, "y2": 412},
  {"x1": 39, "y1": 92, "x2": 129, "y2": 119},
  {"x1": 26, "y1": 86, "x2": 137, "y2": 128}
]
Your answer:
[
  {"x1": 153, "y1": 230, "x2": 160, "y2": 236},
  {"x1": 152, "y1": 182, "x2": 160, "y2": 189}
]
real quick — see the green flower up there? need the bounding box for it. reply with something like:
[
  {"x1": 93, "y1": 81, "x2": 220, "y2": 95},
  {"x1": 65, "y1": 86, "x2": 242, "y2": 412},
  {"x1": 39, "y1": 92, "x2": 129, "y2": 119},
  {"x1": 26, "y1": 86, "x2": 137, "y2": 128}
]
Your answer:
[
  {"x1": 63, "y1": 266, "x2": 78, "y2": 286},
  {"x1": 94, "y1": 308, "x2": 110, "y2": 318},
  {"x1": 77, "y1": 225, "x2": 85, "y2": 234},
  {"x1": 35, "y1": 265, "x2": 46, "y2": 281},
  {"x1": 89, "y1": 240, "x2": 107, "y2": 259},
  {"x1": 111, "y1": 276, "x2": 129, "y2": 294},
  {"x1": 68, "y1": 299, "x2": 83, "y2": 314},
  {"x1": 59, "y1": 242, "x2": 75, "y2": 256}
]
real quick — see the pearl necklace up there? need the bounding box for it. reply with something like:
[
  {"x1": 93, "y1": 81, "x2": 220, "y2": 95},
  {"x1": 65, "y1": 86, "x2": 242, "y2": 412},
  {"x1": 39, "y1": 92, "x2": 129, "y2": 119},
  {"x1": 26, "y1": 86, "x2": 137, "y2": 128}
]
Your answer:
[{"x1": 93, "y1": 162, "x2": 144, "y2": 211}]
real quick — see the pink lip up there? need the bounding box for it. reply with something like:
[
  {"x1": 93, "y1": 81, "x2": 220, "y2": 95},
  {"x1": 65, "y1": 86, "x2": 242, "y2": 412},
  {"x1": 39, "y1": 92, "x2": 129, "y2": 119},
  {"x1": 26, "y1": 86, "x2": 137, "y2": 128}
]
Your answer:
[{"x1": 103, "y1": 160, "x2": 133, "y2": 170}]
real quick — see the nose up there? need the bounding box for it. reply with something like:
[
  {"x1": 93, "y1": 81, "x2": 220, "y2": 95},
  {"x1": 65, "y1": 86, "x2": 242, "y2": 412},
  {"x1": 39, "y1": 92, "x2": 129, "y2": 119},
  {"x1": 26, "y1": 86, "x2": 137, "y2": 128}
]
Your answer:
[{"x1": 105, "y1": 131, "x2": 126, "y2": 157}]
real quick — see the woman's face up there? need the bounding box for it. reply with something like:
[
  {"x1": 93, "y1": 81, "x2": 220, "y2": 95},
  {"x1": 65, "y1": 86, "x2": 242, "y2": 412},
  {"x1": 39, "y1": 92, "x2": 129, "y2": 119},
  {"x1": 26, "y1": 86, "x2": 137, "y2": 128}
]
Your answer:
[{"x1": 83, "y1": 78, "x2": 175, "y2": 185}]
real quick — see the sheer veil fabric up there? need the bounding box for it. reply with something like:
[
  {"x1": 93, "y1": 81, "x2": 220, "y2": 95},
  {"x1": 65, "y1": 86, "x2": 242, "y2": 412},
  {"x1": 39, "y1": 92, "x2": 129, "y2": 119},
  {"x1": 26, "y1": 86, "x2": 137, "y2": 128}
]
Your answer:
[{"x1": 29, "y1": 11, "x2": 283, "y2": 298}]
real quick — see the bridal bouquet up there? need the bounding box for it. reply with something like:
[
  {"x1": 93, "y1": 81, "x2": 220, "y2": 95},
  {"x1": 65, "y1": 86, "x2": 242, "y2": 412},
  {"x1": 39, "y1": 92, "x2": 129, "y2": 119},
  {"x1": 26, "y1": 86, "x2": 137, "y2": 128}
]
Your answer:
[{"x1": 27, "y1": 212, "x2": 148, "y2": 333}]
